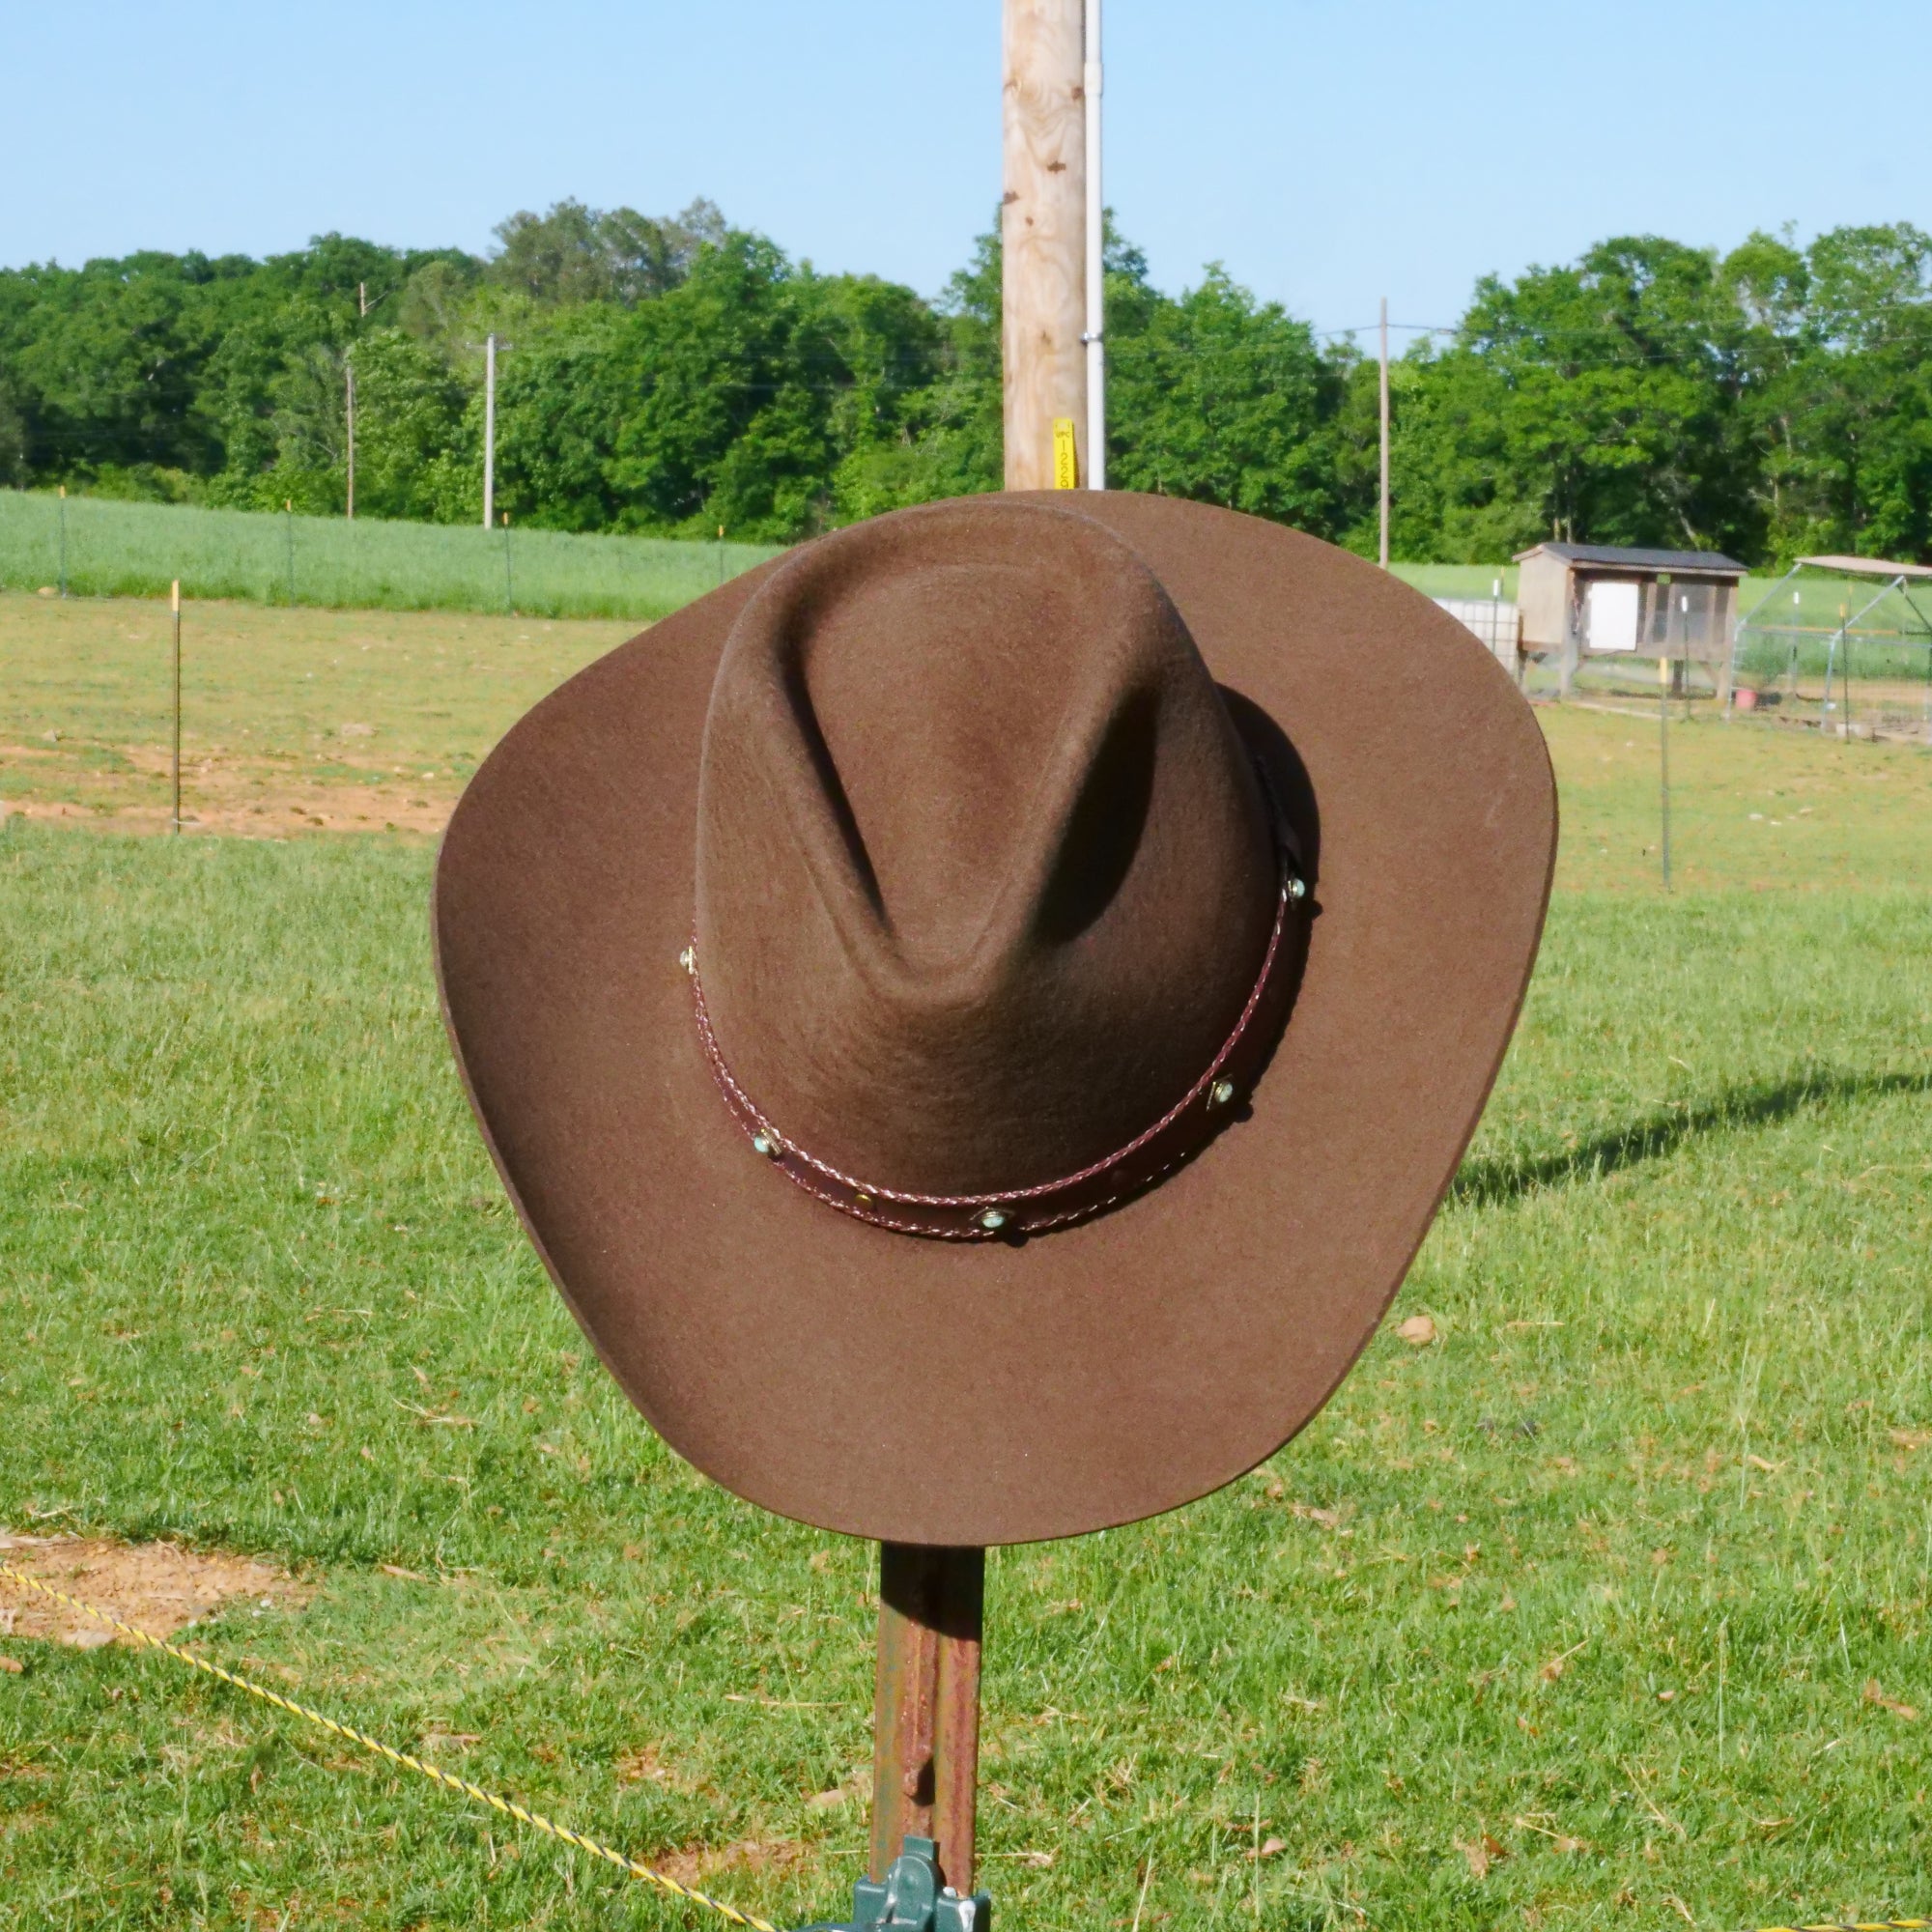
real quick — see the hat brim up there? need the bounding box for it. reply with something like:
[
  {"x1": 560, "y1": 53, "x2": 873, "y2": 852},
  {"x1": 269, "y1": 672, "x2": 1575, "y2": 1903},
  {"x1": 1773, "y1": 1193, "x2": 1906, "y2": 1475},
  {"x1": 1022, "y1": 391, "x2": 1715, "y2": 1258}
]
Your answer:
[{"x1": 434, "y1": 493, "x2": 1555, "y2": 1545}]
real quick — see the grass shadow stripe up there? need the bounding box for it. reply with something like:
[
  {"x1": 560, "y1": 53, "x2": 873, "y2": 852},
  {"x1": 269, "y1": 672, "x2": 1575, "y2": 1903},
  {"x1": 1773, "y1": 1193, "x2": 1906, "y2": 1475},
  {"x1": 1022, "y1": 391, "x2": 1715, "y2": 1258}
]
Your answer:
[{"x1": 1451, "y1": 1067, "x2": 1932, "y2": 1208}]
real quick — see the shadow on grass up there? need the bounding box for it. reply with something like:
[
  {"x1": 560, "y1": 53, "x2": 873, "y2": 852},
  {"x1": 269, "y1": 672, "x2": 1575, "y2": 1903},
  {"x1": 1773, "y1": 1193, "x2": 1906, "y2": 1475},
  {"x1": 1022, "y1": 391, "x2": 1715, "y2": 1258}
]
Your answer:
[{"x1": 1453, "y1": 1067, "x2": 1932, "y2": 1207}]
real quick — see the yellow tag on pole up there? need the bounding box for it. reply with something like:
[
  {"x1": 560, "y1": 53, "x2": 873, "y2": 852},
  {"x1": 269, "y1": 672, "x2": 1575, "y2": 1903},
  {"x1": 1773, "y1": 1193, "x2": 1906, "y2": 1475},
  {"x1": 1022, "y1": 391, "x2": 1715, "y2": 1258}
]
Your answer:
[{"x1": 1051, "y1": 417, "x2": 1079, "y2": 490}]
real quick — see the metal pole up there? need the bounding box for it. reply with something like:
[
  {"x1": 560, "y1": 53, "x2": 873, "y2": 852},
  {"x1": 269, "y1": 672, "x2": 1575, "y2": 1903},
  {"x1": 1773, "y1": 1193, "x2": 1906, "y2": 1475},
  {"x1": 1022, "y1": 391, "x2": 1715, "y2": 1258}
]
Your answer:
[
  {"x1": 1082, "y1": 0, "x2": 1105, "y2": 489},
  {"x1": 1734, "y1": 557, "x2": 1802, "y2": 632},
  {"x1": 870, "y1": 1545, "x2": 984, "y2": 1894},
  {"x1": 1817, "y1": 578, "x2": 1900, "y2": 735},
  {"x1": 1822, "y1": 600, "x2": 1846, "y2": 734},
  {"x1": 1378, "y1": 298, "x2": 1390, "y2": 569},
  {"x1": 1003, "y1": 0, "x2": 1087, "y2": 488},
  {"x1": 1679, "y1": 589, "x2": 1690, "y2": 714},
  {"x1": 1788, "y1": 588, "x2": 1801, "y2": 708},
  {"x1": 285, "y1": 499, "x2": 297, "y2": 605},
  {"x1": 170, "y1": 580, "x2": 182, "y2": 837},
  {"x1": 1668, "y1": 591, "x2": 1685, "y2": 707},
  {"x1": 345, "y1": 360, "x2": 355, "y2": 521},
  {"x1": 1659, "y1": 646, "x2": 1671, "y2": 892},
  {"x1": 483, "y1": 332, "x2": 497, "y2": 529},
  {"x1": 501, "y1": 511, "x2": 513, "y2": 614},
  {"x1": 1839, "y1": 598, "x2": 1854, "y2": 739},
  {"x1": 57, "y1": 484, "x2": 68, "y2": 597},
  {"x1": 1892, "y1": 580, "x2": 1932, "y2": 748}
]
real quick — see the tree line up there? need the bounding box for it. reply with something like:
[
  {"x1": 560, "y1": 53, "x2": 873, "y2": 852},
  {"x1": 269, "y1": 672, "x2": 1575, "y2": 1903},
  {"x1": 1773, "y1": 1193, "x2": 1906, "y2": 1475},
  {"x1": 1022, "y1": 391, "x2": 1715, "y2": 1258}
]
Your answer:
[{"x1": 3, "y1": 198, "x2": 1929, "y2": 565}]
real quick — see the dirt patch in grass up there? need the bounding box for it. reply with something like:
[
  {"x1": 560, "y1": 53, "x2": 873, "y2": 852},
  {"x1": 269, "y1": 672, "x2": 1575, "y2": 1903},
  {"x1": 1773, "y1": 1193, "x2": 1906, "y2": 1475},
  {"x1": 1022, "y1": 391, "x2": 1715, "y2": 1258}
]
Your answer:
[
  {"x1": 0, "y1": 740, "x2": 453, "y2": 838},
  {"x1": 649, "y1": 1836, "x2": 814, "y2": 1888},
  {"x1": 0, "y1": 1532, "x2": 311, "y2": 1649},
  {"x1": 0, "y1": 593, "x2": 631, "y2": 841}
]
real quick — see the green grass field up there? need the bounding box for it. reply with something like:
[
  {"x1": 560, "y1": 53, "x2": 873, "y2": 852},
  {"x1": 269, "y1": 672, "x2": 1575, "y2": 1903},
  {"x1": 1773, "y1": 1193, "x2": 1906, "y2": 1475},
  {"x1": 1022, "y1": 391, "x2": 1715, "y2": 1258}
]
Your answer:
[
  {"x1": 3, "y1": 489, "x2": 1518, "y2": 622},
  {"x1": 12, "y1": 487, "x2": 1911, "y2": 658},
  {"x1": 10, "y1": 585, "x2": 1932, "y2": 891},
  {"x1": 3, "y1": 599, "x2": 1932, "y2": 1930},
  {"x1": 0, "y1": 591, "x2": 636, "y2": 836},
  {"x1": 0, "y1": 491, "x2": 781, "y2": 621}
]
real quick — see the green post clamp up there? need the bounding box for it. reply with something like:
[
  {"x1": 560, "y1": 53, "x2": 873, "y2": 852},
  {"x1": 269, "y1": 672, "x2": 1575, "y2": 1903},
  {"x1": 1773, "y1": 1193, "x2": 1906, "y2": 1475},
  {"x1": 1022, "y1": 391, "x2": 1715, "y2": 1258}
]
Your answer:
[{"x1": 796, "y1": 1835, "x2": 991, "y2": 1932}]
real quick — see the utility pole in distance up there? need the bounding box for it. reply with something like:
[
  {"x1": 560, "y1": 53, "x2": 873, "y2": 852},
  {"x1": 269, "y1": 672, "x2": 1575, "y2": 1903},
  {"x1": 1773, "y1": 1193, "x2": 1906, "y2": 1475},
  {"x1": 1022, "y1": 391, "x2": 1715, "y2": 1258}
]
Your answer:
[
  {"x1": 1378, "y1": 297, "x2": 1390, "y2": 569},
  {"x1": 1004, "y1": 0, "x2": 1087, "y2": 488},
  {"x1": 350, "y1": 282, "x2": 368, "y2": 522},
  {"x1": 483, "y1": 333, "x2": 497, "y2": 529}
]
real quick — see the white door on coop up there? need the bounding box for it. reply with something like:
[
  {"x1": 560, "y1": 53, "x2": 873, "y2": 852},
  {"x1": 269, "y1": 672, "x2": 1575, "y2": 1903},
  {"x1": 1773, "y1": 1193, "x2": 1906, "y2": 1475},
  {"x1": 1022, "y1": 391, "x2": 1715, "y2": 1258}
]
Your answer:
[{"x1": 1585, "y1": 580, "x2": 1640, "y2": 653}]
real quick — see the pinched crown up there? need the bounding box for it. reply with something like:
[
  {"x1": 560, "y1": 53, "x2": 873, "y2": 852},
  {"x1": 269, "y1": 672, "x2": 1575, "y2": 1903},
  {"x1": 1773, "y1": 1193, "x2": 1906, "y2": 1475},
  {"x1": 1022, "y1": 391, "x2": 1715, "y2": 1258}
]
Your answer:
[{"x1": 692, "y1": 497, "x2": 1291, "y2": 1227}]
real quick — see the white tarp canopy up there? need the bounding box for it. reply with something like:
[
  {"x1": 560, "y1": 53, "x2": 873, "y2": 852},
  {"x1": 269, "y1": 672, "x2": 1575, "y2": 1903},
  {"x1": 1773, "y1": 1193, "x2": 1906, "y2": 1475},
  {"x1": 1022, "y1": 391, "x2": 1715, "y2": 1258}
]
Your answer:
[{"x1": 1797, "y1": 554, "x2": 1932, "y2": 580}]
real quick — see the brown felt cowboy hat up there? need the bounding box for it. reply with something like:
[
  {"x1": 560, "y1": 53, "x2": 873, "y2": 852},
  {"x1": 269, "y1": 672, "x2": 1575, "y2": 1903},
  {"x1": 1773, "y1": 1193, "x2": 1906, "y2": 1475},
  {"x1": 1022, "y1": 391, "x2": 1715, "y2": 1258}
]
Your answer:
[{"x1": 434, "y1": 492, "x2": 1554, "y2": 1547}]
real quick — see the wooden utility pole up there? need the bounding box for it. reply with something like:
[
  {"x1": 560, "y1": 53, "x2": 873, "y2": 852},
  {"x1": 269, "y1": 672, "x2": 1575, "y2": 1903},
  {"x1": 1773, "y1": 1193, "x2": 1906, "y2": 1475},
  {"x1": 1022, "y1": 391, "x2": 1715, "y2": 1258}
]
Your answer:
[
  {"x1": 483, "y1": 333, "x2": 497, "y2": 529},
  {"x1": 868, "y1": 1547, "x2": 985, "y2": 1892},
  {"x1": 863, "y1": 1, "x2": 1101, "y2": 1897},
  {"x1": 1082, "y1": 0, "x2": 1104, "y2": 489},
  {"x1": 1378, "y1": 297, "x2": 1390, "y2": 569},
  {"x1": 1003, "y1": 0, "x2": 1088, "y2": 488}
]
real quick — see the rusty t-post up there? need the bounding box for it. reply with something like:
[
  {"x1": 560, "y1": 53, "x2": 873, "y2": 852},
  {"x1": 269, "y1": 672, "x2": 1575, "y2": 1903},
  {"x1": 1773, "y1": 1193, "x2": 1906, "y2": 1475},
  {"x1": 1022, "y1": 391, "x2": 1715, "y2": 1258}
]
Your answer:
[{"x1": 869, "y1": 1544, "x2": 985, "y2": 1894}]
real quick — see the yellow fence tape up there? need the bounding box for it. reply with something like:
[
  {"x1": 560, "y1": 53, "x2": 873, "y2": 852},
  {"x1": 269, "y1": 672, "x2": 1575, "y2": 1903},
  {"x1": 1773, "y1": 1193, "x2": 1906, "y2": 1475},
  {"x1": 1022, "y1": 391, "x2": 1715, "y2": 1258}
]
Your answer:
[{"x1": 0, "y1": 1561, "x2": 779, "y2": 1932}]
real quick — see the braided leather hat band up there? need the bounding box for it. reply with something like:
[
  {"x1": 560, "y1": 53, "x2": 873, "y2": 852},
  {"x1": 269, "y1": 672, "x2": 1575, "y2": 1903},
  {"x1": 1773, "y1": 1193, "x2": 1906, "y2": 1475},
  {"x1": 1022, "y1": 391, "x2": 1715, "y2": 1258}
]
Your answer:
[{"x1": 687, "y1": 832, "x2": 1303, "y2": 1241}]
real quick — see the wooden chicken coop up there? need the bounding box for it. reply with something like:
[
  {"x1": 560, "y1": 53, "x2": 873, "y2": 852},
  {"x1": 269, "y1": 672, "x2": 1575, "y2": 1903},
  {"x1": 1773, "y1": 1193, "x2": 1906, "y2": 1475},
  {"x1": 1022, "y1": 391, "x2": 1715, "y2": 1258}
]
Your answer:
[{"x1": 1514, "y1": 542, "x2": 1747, "y2": 697}]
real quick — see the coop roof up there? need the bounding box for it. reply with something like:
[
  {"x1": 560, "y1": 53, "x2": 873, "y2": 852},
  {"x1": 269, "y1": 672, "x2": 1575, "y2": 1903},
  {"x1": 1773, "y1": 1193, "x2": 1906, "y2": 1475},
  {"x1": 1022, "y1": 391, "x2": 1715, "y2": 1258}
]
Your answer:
[
  {"x1": 1512, "y1": 542, "x2": 1746, "y2": 576},
  {"x1": 1798, "y1": 554, "x2": 1932, "y2": 581}
]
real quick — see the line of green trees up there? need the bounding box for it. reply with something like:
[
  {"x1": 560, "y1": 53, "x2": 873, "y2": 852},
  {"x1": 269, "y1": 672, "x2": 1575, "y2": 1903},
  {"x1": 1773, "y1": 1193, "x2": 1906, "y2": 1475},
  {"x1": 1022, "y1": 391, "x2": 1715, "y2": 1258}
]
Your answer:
[{"x1": 3, "y1": 199, "x2": 1929, "y2": 565}]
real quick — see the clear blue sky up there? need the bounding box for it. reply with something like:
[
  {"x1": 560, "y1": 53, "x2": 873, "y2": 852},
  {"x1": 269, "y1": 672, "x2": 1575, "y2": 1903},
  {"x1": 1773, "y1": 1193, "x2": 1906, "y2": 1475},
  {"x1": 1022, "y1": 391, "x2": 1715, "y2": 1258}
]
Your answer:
[{"x1": 10, "y1": 1, "x2": 1922, "y2": 347}]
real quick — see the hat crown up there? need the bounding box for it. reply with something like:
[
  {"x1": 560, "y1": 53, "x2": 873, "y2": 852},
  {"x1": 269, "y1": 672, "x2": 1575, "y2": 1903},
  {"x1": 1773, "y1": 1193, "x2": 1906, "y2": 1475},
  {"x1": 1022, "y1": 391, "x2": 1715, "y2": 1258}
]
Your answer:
[{"x1": 694, "y1": 497, "x2": 1278, "y2": 1199}]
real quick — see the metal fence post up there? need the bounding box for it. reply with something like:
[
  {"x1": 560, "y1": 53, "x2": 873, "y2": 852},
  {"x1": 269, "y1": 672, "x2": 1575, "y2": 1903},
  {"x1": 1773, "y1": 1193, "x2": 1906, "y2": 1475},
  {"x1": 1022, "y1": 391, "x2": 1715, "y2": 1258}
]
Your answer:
[
  {"x1": 170, "y1": 580, "x2": 183, "y2": 836},
  {"x1": 1658, "y1": 650, "x2": 1671, "y2": 892},
  {"x1": 869, "y1": 1544, "x2": 984, "y2": 1896}
]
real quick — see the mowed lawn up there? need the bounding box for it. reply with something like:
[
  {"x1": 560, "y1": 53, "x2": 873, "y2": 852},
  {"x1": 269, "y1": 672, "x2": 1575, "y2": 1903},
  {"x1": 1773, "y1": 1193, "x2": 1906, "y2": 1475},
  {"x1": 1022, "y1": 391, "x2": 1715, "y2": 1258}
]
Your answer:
[
  {"x1": 3, "y1": 595, "x2": 1932, "y2": 1930},
  {"x1": 0, "y1": 591, "x2": 634, "y2": 838}
]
